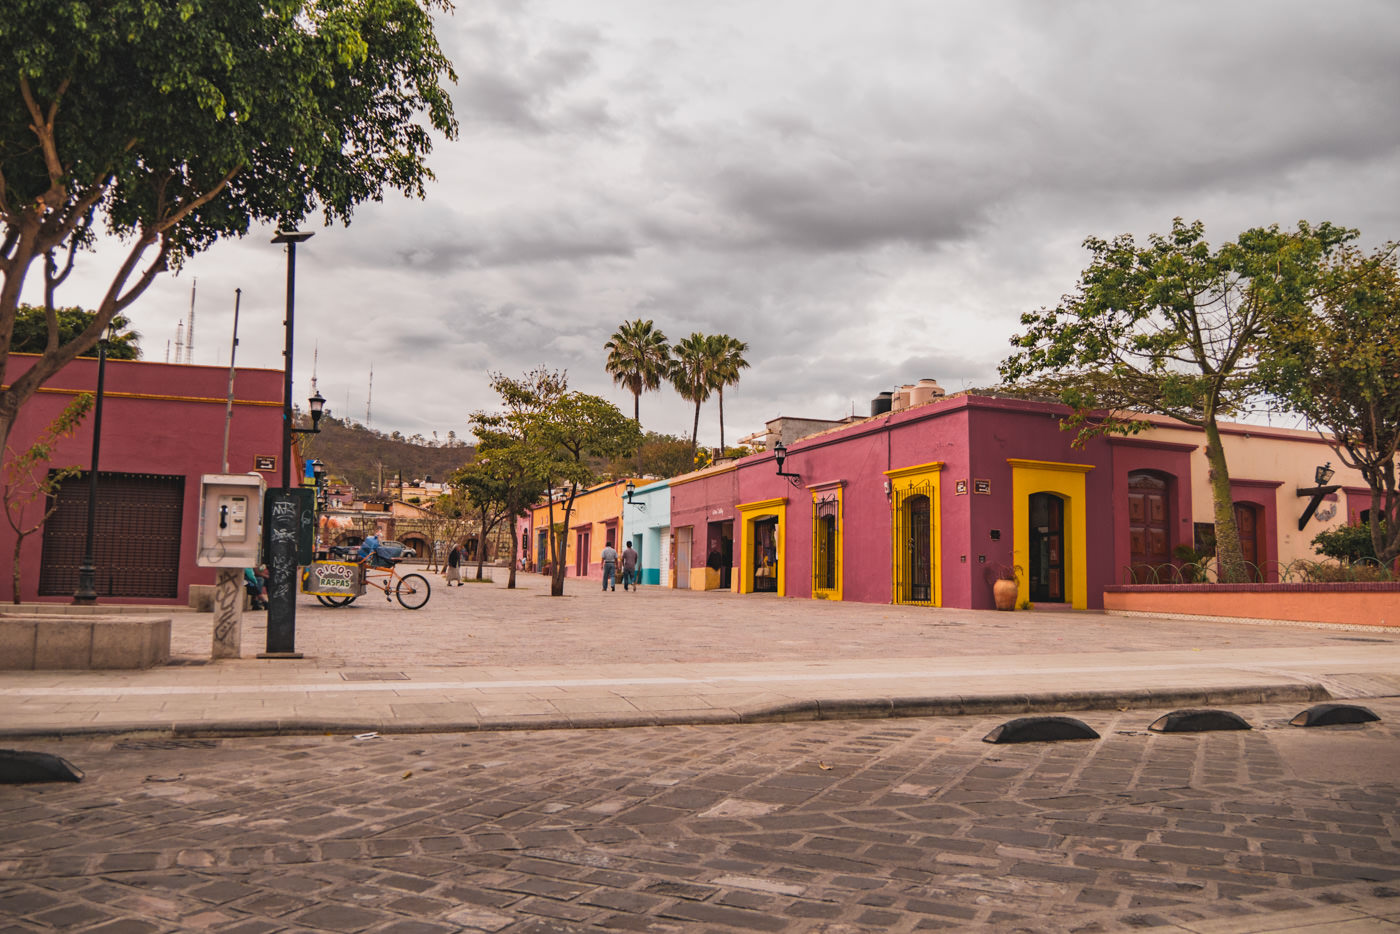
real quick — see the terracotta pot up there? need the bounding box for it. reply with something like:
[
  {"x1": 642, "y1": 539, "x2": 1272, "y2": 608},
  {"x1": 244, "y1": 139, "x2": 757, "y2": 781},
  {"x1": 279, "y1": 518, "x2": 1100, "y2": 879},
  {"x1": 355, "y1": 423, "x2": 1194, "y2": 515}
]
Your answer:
[{"x1": 992, "y1": 578, "x2": 1018, "y2": 611}]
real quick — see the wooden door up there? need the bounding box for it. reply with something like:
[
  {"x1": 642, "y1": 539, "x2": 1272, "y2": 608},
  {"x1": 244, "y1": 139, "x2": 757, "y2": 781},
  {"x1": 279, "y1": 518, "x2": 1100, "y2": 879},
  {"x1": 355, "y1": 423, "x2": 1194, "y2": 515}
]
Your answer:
[
  {"x1": 575, "y1": 529, "x2": 590, "y2": 577},
  {"x1": 1128, "y1": 472, "x2": 1171, "y2": 581},
  {"x1": 676, "y1": 528, "x2": 692, "y2": 589},
  {"x1": 1233, "y1": 503, "x2": 1261, "y2": 581}
]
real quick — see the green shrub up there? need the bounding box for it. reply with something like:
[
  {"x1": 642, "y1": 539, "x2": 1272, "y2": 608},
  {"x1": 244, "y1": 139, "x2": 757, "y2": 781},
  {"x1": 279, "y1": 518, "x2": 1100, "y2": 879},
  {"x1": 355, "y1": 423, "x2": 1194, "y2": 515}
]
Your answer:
[{"x1": 1311, "y1": 523, "x2": 1384, "y2": 564}]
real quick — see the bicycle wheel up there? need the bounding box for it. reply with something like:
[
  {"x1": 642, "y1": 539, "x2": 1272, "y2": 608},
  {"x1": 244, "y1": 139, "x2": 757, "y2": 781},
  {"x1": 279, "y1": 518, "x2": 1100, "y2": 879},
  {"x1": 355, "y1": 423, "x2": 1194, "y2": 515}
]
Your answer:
[
  {"x1": 395, "y1": 573, "x2": 431, "y2": 609},
  {"x1": 317, "y1": 594, "x2": 355, "y2": 607}
]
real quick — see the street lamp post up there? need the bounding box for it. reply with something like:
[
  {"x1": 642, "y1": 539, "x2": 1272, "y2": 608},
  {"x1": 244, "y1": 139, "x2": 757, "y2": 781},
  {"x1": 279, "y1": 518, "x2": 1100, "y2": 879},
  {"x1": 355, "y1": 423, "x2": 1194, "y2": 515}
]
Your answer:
[
  {"x1": 262, "y1": 229, "x2": 314, "y2": 658},
  {"x1": 73, "y1": 321, "x2": 118, "y2": 605}
]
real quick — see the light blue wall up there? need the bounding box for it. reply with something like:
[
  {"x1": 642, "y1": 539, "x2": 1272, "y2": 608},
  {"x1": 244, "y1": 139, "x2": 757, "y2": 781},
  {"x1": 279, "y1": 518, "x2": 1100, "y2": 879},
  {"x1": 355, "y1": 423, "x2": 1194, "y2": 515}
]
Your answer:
[{"x1": 625, "y1": 481, "x2": 670, "y2": 586}]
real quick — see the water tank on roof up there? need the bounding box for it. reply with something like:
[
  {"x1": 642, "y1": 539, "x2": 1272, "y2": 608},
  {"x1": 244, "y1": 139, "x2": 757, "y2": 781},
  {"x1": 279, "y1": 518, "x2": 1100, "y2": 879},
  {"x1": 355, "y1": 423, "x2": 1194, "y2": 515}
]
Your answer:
[
  {"x1": 892, "y1": 384, "x2": 914, "y2": 412},
  {"x1": 871, "y1": 392, "x2": 893, "y2": 416},
  {"x1": 910, "y1": 378, "x2": 945, "y2": 407}
]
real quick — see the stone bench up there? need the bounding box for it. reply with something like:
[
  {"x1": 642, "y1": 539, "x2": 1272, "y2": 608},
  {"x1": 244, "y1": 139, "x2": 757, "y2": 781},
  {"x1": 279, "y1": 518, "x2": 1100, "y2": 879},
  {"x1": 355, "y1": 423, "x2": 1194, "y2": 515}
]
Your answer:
[{"x1": 0, "y1": 615, "x2": 172, "y2": 670}]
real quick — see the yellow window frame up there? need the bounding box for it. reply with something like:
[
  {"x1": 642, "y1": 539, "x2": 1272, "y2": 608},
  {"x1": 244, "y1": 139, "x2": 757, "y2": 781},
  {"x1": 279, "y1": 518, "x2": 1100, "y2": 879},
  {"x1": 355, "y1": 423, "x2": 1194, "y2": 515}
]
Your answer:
[
  {"x1": 810, "y1": 483, "x2": 844, "y2": 601},
  {"x1": 885, "y1": 461, "x2": 943, "y2": 606},
  {"x1": 737, "y1": 497, "x2": 787, "y2": 595},
  {"x1": 1007, "y1": 458, "x2": 1093, "y2": 610}
]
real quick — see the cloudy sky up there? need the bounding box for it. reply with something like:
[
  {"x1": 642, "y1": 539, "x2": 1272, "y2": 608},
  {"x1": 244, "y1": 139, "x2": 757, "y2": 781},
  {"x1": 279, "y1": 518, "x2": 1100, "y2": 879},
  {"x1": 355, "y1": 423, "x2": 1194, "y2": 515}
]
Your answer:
[{"x1": 47, "y1": 0, "x2": 1400, "y2": 447}]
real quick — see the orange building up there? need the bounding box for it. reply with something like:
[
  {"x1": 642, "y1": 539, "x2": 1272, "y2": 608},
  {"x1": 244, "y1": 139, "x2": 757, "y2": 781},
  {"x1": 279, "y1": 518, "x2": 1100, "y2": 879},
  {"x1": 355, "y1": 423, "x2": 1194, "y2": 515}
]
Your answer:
[{"x1": 524, "y1": 479, "x2": 637, "y2": 580}]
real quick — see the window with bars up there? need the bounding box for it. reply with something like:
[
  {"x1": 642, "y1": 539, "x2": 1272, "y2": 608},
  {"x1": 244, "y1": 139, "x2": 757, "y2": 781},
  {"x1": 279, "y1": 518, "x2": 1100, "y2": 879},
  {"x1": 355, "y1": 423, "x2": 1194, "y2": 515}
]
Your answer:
[
  {"x1": 891, "y1": 483, "x2": 935, "y2": 605},
  {"x1": 812, "y1": 498, "x2": 839, "y2": 595}
]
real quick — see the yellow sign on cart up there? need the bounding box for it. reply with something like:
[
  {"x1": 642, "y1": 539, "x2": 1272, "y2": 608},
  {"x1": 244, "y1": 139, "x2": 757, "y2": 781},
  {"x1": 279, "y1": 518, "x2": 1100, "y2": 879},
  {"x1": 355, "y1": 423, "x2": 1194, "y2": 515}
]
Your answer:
[{"x1": 300, "y1": 560, "x2": 366, "y2": 597}]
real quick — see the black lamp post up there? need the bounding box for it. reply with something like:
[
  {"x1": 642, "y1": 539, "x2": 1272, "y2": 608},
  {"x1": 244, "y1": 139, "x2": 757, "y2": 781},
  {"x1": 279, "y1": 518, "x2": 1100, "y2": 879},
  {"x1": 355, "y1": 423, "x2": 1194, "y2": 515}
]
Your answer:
[
  {"x1": 73, "y1": 320, "x2": 118, "y2": 605},
  {"x1": 624, "y1": 479, "x2": 646, "y2": 510},
  {"x1": 1297, "y1": 461, "x2": 1341, "y2": 531},
  {"x1": 263, "y1": 229, "x2": 314, "y2": 658}
]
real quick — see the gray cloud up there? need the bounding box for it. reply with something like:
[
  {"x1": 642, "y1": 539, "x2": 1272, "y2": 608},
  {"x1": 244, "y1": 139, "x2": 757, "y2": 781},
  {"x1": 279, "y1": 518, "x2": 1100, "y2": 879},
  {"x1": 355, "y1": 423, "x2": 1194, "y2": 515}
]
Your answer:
[{"x1": 52, "y1": 0, "x2": 1400, "y2": 452}]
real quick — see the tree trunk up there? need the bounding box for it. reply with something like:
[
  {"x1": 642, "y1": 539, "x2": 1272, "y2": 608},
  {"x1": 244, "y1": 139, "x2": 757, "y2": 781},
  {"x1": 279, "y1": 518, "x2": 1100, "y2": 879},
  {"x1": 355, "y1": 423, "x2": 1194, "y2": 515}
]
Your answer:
[
  {"x1": 475, "y1": 505, "x2": 489, "y2": 580},
  {"x1": 718, "y1": 388, "x2": 725, "y2": 451},
  {"x1": 690, "y1": 399, "x2": 701, "y2": 457},
  {"x1": 551, "y1": 526, "x2": 567, "y2": 596},
  {"x1": 633, "y1": 390, "x2": 640, "y2": 423},
  {"x1": 506, "y1": 518, "x2": 519, "y2": 589},
  {"x1": 10, "y1": 535, "x2": 22, "y2": 604},
  {"x1": 1203, "y1": 419, "x2": 1248, "y2": 583}
]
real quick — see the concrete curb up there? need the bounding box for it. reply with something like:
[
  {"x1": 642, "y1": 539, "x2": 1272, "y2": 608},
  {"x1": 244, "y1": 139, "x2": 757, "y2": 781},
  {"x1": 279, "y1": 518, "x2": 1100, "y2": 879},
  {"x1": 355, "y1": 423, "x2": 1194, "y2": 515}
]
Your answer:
[{"x1": 0, "y1": 681, "x2": 1331, "y2": 741}]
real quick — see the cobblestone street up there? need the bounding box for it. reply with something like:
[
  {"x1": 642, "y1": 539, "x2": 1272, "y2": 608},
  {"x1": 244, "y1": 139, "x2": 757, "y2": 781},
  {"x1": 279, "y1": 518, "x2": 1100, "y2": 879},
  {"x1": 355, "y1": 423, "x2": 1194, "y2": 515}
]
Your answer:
[{"x1": 4, "y1": 698, "x2": 1398, "y2": 933}]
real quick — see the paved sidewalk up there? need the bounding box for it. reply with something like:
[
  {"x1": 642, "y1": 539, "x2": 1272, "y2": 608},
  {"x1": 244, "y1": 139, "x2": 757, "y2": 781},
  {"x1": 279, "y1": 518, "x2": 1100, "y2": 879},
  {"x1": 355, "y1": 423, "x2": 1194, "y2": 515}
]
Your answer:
[{"x1": 3, "y1": 573, "x2": 1398, "y2": 739}]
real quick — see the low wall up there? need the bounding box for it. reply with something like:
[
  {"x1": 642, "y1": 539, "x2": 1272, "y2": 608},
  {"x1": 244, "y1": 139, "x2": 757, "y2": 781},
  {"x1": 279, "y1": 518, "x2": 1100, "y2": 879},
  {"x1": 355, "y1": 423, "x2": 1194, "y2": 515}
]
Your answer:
[
  {"x1": 1103, "y1": 583, "x2": 1399, "y2": 628},
  {"x1": 0, "y1": 615, "x2": 172, "y2": 669}
]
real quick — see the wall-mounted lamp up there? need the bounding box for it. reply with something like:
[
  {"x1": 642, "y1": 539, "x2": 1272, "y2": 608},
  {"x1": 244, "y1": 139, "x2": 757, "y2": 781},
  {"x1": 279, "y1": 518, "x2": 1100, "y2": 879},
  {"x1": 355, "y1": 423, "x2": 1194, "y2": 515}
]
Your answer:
[
  {"x1": 625, "y1": 479, "x2": 647, "y2": 510},
  {"x1": 1296, "y1": 461, "x2": 1341, "y2": 531},
  {"x1": 290, "y1": 390, "x2": 326, "y2": 435},
  {"x1": 773, "y1": 440, "x2": 802, "y2": 488}
]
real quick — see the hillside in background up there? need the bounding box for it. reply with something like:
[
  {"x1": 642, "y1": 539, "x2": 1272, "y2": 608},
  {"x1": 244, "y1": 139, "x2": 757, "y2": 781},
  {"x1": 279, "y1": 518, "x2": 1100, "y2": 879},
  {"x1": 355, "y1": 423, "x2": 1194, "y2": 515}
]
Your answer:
[{"x1": 301, "y1": 416, "x2": 474, "y2": 493}]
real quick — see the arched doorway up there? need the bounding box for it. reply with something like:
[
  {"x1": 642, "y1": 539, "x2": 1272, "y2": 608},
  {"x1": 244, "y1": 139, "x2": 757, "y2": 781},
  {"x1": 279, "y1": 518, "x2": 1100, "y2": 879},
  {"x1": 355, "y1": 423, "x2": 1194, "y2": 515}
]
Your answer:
[
  {"x1": 1029, "y1": 492, "x2": 1066, "y2": 603},
  {"x1": 1127, "y1": 471, "x2": 1171, "y2": 582}
]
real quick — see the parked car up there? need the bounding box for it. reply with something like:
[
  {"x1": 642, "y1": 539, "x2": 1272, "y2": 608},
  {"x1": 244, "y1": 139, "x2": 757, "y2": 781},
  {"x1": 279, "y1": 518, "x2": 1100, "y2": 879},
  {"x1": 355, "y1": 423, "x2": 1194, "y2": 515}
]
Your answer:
[{"x1": 380, "y1": 541, "x2": 416, "y2": 558}]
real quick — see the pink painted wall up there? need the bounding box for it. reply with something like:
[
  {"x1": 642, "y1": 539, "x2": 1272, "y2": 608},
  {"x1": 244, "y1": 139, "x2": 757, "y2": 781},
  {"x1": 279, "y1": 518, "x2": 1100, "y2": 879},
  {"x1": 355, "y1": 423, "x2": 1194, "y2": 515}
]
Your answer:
[{"x1": 3, "y1": 354, "x2": 286, "y2": 605}]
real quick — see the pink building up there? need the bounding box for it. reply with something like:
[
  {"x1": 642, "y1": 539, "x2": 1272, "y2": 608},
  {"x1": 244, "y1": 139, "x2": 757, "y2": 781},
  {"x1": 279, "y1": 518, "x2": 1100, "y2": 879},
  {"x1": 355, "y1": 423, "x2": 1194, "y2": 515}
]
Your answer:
[
  {"x1": 665, "y1": 392, "x2": 1367, "y2": 610},
  {"x1": 3, "y1": 353, "x2": 287, "y2": 605}
]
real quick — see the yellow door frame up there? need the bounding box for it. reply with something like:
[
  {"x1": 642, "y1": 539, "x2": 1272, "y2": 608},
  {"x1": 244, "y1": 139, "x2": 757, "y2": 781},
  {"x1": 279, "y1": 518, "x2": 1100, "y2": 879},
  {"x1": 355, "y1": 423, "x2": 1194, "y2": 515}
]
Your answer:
[
  {"x1": 810, "y1": 482, "x2": 844, "y2": 601},
  {"x1": 736, "y1": 497, "x2": 788, "y2": 595},
  {"x1": 884, "y1": 461, "x2": 943, "y2": 606},
  {"x1": 1008, "y1": 458, "x2": 1093, "y2": 610}
]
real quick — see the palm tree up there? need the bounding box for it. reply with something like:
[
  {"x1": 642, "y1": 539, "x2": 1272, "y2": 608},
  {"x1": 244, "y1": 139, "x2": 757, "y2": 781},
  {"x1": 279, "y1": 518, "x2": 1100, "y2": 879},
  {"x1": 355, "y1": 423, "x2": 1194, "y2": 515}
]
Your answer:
[
  {"x1": 669, "y1": 332, "x2": 714, "y2": 458},
  {"x1": 604, "y1": 319, "x2": 670, "y2": 423},
  {"x1": 706, "y1": 334, "x2": 749, "y2": 451}
]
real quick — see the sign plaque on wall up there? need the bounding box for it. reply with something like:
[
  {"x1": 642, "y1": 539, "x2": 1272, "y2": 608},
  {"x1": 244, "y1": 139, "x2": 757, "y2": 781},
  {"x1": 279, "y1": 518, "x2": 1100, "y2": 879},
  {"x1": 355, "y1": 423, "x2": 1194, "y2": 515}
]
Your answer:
[
  {"x1": 254, "y1": 455, "x2": 277, "y2": 471},
  {"x1": 973, "y1": 479, "x2": 992, "y2": 495},
  {"x1": 955, "y1": 479, "x2": 969, "y2": 495}
]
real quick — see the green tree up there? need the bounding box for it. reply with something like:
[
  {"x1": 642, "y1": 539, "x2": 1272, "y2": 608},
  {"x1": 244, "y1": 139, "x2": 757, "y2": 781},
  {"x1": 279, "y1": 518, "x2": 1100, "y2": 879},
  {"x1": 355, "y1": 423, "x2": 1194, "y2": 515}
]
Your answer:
[
  {"x1": 528, "y1": 392, "x2": 641, "y2": 596},
  {"x1": 0, "y1": 0, "x2": 458, "y2": 455},
  {"x1": 12, "y1": 306, "x2": 141, "y2": 359},
  {"x1": 604, "y1": 319, "x2": 671, "y2": 424},
  {"x1": 468, "y1": 368, "x2": 568, "y2": 589},
  {"x1": 669, "y1": 332, "x2": 715, "y2": 458},
  {"x1": 3, "y1": 393, "x2": 92, "y2": 602},
  {"x1": 451, "y1": 459, "x2": 522, "y2": 582},
  {"x1": 706, "y1": 333, "x2": 749, "y2": 451},
  {"x1": 606, "y1": 431, "x2": 695, "y2": 480},
  {"x1": 1259, "y1": 245, "x2": 1400, "y2": 564},
  {"x1": 1000, "y1": 218, "x2": 1350, "y2": 583}
]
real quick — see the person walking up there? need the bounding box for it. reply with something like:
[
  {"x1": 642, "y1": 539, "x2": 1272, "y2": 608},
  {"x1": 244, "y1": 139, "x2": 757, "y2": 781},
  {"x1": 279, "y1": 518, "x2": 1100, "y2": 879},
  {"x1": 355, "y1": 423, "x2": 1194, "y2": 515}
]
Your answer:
[
  {"x1": 445, "y1": 542, "x2": 462, "y2": 586},
  {"x1": 600, "y1": 542, "x2": 618, "y2": 592},
  {"x1": 621, "y1": 541, "x2": 638, "y2": 591}
]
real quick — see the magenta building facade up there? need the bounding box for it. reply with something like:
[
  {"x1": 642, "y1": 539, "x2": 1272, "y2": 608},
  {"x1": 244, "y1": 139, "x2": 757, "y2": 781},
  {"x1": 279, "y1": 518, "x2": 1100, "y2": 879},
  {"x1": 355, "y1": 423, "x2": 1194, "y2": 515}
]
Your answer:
[
  {"x1": 3, "y1": 353, "x2": 286, "y2": 605},
  {"x1": 663, "y1": 392, "x2": 1342, "y2": 611}
]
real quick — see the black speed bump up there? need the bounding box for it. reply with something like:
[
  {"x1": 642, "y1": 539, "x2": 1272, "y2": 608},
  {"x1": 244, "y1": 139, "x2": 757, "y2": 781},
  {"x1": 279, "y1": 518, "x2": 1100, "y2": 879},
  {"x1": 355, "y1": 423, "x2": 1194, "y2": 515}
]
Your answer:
[
  {"x1": 1289, "y1": 703, "x2": 1381, "y2": 727},
  {"x1": 1148, "y1": 709, "x2": 1252, "y2": 733},
  {"x1": 983, "y1": 716, "x2": 1100, "y2": 744},
  {"x1": 0, "y1": 750, "x2": 85, "y2": 784}
]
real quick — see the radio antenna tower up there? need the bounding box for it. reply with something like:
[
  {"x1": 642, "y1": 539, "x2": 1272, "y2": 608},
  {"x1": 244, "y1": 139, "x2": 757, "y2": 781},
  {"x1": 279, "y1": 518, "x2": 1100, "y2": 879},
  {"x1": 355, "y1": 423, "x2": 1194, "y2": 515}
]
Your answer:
[
  {"x1": 185, "y1": 278, "x2": 197, "y2": 363},
  {"x1": 365, "y1": 363, "x2": 373, "y2": 427},
  {"x1": 174, "y1": 320, "x2": 184, "y2": 364}
]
